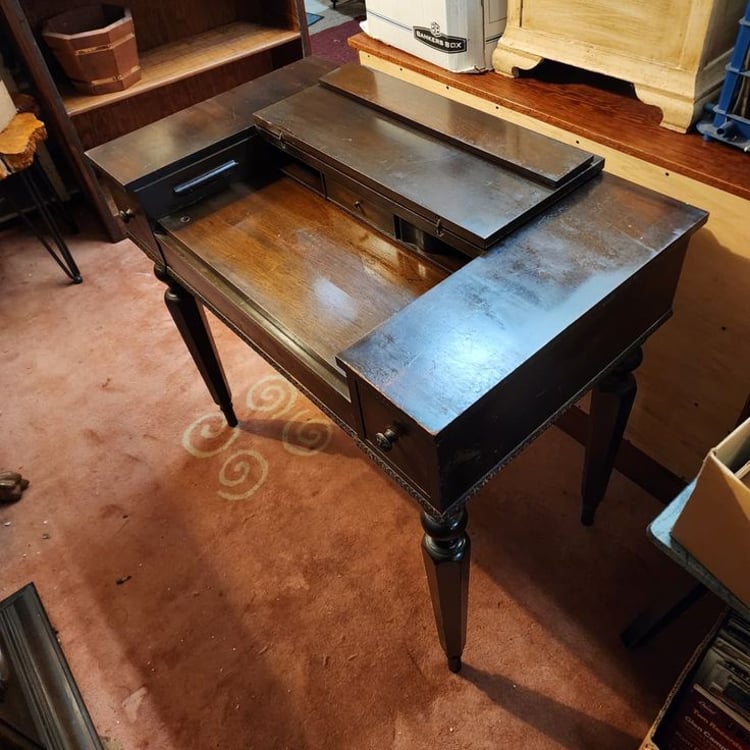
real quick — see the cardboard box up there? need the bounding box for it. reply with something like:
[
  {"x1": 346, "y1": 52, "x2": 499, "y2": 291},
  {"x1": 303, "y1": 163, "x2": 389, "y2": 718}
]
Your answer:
[
  {"x1": 672, "y1": 418, "x2": 750, "y2": 607},
  {"x1": 362, "y1": 0, "x2": 507, "y2": 73}
]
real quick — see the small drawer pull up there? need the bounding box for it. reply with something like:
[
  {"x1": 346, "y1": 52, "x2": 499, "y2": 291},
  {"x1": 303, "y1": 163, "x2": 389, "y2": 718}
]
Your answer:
[{"x1": 374, "y1": 427, "x2": 399, "y2": 452}]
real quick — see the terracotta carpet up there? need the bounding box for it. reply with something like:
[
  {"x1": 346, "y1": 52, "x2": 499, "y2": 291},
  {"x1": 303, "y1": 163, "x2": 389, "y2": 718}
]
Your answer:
[
  {"x1": 310, "y1": 18, "x2": 362, "y2": 66},
  {"x1": 0, "y1": 210, "x2": 722, "y2": 749}
]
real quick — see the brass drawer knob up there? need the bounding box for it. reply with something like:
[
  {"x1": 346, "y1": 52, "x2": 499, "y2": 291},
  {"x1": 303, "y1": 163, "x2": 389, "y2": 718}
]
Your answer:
[
  {"x1": 119, "y1": 208, "x2": 135, "y2": 223},
  {"x1": 374, "y1": 427, "x2": 399, "y2": 452}
]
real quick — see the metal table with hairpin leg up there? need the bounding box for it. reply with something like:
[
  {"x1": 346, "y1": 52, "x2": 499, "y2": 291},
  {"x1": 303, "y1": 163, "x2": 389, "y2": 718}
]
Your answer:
[{"x1": 0, "y1": 106, "x2": 81, "y2": 284}]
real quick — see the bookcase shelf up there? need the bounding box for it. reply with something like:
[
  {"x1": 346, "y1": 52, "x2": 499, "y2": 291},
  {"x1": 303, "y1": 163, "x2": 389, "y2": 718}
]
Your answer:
[{"x1": 62, "y1": 22, "x2": 300, "y2": 116}]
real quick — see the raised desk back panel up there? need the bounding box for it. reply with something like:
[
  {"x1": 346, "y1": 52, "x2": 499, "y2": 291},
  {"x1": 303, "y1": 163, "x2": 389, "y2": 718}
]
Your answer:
[{"x1": 254, "y1": 65, "x2": 602, "y2": 258}]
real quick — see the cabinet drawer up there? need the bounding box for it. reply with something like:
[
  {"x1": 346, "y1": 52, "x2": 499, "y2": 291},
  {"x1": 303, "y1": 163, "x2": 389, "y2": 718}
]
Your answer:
[
  {"x1": 326, "y1": 175, "x2": 396, "y2": 238},
  {"x1": 103, "y1": 177, "x2": 163, "y2": 262},
  {"x1": 354, "y1": 379, "x2": 439, "y2": 500},
  {"x1": 134, "y1": 134, "x2": 268, "y2": 220}
]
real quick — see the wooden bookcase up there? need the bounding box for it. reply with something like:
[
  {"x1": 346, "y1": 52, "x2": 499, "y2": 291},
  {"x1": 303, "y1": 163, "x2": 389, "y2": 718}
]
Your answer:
[{"x1": 0, "y1": 0, "x2": 309, "y2": 240}]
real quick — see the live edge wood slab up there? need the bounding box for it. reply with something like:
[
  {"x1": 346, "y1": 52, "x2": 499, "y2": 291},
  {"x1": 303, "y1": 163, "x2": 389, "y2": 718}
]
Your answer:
[
  {"x1": 86, "y1": 57, "x2": 707, "y2": 672},
  {"x1": 0, "y1": 112, "x2": 46, "y2": 179}
]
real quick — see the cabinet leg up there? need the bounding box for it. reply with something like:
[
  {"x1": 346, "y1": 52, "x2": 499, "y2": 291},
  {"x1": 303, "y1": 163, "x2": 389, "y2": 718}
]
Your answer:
[
  {"x1": 155, "y1": 266, "x2": 237, "y2": 427},
  {"x1": 581, "y1": 347, "x2": 643, "y2": 526},
  {"x1": 632, "y1": 83, "x2": 699, "y2": 134},
  {"x1": 421, "y1": 508, "x2": 470, "y2": 673}
]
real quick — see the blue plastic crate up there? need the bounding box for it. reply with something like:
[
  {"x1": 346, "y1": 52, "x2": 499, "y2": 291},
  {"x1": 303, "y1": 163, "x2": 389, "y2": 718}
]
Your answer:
[{"x1": 697, "y1": 1, "x2": 750, "y2": 152}]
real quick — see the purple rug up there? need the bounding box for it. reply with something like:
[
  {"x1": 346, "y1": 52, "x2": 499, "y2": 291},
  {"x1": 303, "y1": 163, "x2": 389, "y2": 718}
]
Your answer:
[{"x1": 310, "y1": 18, "x2": 362, "y2": 66}]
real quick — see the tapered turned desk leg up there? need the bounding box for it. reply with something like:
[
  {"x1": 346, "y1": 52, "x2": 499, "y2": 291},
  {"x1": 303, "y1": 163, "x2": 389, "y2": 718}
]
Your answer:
[
  {"x1": 421, "y1": 508, "x2": 470, "y2": 673},
  {"x1": 581, "y1": 347, "x2": 643, "y2": 526},
  {"x1": 155, "y1": 266, "x2": 238, "y2": 427}
]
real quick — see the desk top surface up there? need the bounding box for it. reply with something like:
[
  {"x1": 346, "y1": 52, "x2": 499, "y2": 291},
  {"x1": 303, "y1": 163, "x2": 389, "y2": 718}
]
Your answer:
[{"x1": 339, "y1": 172, "x2": 706, "y2": 433}]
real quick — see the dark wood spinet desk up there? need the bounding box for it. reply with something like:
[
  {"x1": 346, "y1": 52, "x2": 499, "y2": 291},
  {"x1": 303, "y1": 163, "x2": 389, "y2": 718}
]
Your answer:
[{"x1": 87, "y1": 57, "x2": 707, "y2": 672}]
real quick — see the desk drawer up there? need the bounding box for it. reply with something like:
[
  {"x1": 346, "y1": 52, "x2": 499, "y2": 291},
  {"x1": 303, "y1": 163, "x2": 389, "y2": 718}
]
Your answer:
[
  {"x1": 353, "y1": 379, "x2": 440, "y2": 501},
  {"x1": 326, "y1": 175, "x2": 396, "y2": 238},
  {"x1": 134, "y1": 134, "x2": 269, "y2": 219},
  {"x1": 353, "y1": 376, "x2": 493, "y2": 512},
  {"x1": 103, "y1": 177, "x2": 163, "y2": 262}
]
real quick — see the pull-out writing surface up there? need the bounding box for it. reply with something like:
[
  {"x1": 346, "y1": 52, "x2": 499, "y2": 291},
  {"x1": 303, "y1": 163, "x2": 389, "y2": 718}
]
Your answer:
[{"x1": 157, "y1": 173, "x2": 450, "y2": 412}]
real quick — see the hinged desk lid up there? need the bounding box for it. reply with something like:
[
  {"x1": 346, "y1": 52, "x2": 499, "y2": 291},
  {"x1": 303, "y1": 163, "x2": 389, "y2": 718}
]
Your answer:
[
  {"x1": 253, "y1": 64, "x2": 603, "y2": 254},
  {"x1": 320, "y1": 65, "x2": 595, "y2": 188}
]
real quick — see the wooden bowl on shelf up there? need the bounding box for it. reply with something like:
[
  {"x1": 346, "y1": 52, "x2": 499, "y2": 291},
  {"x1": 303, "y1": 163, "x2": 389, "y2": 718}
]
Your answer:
[{"x1": 42, "y1": 5, "x2": 141, "y2": 95}]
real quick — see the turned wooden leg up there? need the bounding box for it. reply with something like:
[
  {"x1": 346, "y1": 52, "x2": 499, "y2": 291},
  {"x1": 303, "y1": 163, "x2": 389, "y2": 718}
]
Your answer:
[
  {"x1": 581, "y1": 347, "x2": 643, "y2": 526},
  {"x1": 155, "y1": 266, "x2": 238, "y2": 427},
  {"x1": 421, "y1": 508, "x2": 470, "y2": 673}
]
